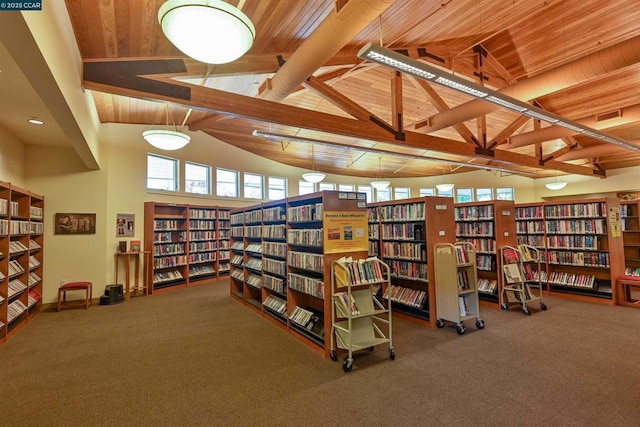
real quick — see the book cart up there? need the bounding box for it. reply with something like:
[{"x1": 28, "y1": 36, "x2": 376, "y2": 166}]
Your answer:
[
  {"x1": 330, "y1": 256, "x2": 394, "y2": 372},
  {"x1": 433, "y1": 242, "x2": 485, "y2": 335},
  {"x1": 499, "y1": 244, "x2": 547, "y2": 315}
]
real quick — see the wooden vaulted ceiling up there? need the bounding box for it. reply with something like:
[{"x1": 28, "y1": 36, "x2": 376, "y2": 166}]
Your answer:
[{"x1": 66, "y1": 0, "x2": 640, "y2": 180}]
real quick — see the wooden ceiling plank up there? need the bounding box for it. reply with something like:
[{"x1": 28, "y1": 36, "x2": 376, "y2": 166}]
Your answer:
[
  {"x1": 491, "y1": 116, "x2": 530, "y2": 147},
  {"x1": 391, "y1": 71, "x2": 403, "y2": 131}
]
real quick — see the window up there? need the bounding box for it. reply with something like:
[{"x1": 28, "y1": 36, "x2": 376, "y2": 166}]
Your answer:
[
  {"x1": 244, "y1": 173, "x2": 264, "y2": 199},
  {"x1": 147, "y1": 153, "x2": 178, "y2": 191},
  {"x1": 437, "y1": 187, "x2": 454, "y2": 198},
  {"x1": 185, "y1": 161, "x2": 211, "y2": 195},
  {"x1": 419, "y1": 188, "x2": 435, "y2": 197},
  {"x1": 456, "y1": 188, "x2": 473, "y2": 203},
  {"x1": 339, "y1": 184, "x2": 355, "y2": 192},
  {"x1": 299, "y1": 180, "x2": 315, "y2": 195},
  {"x1": 216, "y1": 168, "x2": 239, "y2": 198},
  {"x1": 268, "y1": 176, "x2": 287, "y2": 200},
  {"x1": 394, "y1": 187, "x2": 410, "y2": 200},
  {"x1": 358, "y1": 185, "x2": 373, "y2": 203},
  {"x1": 318, "y1": 182, "x2": 335, "y2": 191},
  {"x1": 476, "y1": 187, "x2": 494, "y2": 201},
  {"x1": 497, "y1": 187, "x2": 514, "y2": 200},
  {"x1": 376, "y1": 187, "x2": 391, "y2": 202}
]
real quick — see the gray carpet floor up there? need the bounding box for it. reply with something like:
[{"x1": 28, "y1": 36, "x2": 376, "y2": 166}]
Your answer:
[{"x1": 1, "y1": 280, "x2": 640, "y2": 426}]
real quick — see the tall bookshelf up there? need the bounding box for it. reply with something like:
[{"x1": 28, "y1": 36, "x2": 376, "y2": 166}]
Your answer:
[
  {"x1": 144, "y1": 202, "x2": 231, "y2": 294},
  {"x1": 621, "y1": 199, "x2": 640, "y2": 277},
  {"x1": 454, "y1": 200, "x2": 517, "y2": 305},
  {"x1": 368, "y1": 196, "x2": 455, "y2": 327},
  {"x1": 515, "y1": 198, "x2": 625, "y2": 304},
  {"x1": 0, "y1": 181, "x2": 44, "y2": 344},
  {"x1": 230, "y1": 190, "x2": 369, "y2": 358}
]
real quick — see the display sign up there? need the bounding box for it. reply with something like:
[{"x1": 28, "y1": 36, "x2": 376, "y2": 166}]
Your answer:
[{"x1": 323, "y1": 211, "x2": 368, "y2": 254}]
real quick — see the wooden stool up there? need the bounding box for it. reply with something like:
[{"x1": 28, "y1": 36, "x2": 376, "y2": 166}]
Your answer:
[{"x1": 57, "y1": 281, "x2": 93, "y2": 312}]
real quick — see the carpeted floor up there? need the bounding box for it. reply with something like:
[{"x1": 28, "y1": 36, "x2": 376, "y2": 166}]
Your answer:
[{"x1": 1, "y1": 280, "x2": 639, "y2": 426}]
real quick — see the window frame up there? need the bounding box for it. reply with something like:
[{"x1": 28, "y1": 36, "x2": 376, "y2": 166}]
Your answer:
[
  {"x1": 147, "y1": 153, "x2": 179, "y2": 192},
  {"x1": 184, "y1": 161, "x2": 212, "y2": 195},
  {"x1": 216, "y1": 167, "x2": 240, "y2": 198},
  {"x1": 243, "y1": 172, "x2": 265, "y2": 200}
]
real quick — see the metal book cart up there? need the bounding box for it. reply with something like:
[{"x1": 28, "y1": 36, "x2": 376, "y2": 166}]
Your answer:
[
  {"x1": 499, "y1": 244, "x2": 548, "y2": 315},
  {"x1": 330, "y1": 257, "x2": 394, "y2": 372},
  {"x1": 434, "y1": 242, "x2": 485, "y2": 335}
]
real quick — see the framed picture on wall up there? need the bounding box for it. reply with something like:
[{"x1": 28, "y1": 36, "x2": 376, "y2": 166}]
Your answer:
[{"x1": 55, "y1": 213, "x2": 96, "y2": 235}]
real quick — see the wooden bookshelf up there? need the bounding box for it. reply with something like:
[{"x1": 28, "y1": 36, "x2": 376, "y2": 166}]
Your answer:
[
  {"x1": 515, "y1": 198, "x2": 625, "y2": 304},
  {"x1": 0, "y1": 181, "x2": 44, "y2": 344},
  {"x1": 369, "y1": 196, "x2": 455, "y2": 327},
  {"x1": 144, "y1": 202, "x2": 231, "y2": 294},
  {"x1": 454, "y1": 200, "x2": 517, "y2": 305},
  {"x1": 617, "y1": 199, "x2": 640, "y2": 307},
  {"x1": 230, "y1": 190, "x2": 369, "y2": 358}
]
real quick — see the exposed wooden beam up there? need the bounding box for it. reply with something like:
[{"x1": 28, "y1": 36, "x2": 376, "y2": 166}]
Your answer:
[
  {"x1": 82, "y1": 60, "x2": 602, "y2": 177},
  {"x1": 302, "y1": 76, "x2": 377, "y2": 122},
  {"x1": 391, "y1": 71, "x2": 403, "y2": 132},
  {"x1": 490, "y1": 116, "x2": 530, "y2": 148}
]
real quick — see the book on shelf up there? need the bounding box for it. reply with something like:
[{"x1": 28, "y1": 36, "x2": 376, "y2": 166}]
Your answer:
[
  {"x1": 334, "y1": 291, "x2": 360, "y2": 316},
  {"x1": 518, "y1": 244, "x2": 533, "y2": 262},
  {"x1": 130, "y1": 240, "x2": 141, "y2": 252},
  {"x1": 118, "y1": 241, "x2": 127, "y2": 253},
  {"x1": 503, "y1": 264, "x2": 523, "y2": 284},
  {"x1": 502, "y1": 247, "x2": 520, "y2": 264}
]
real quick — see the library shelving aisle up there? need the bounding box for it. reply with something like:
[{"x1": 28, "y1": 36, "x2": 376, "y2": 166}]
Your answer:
[
  {"x1": 367, "y1": 204, "x2": 380, "y2": 257},
  {"x1": 433, "y1": 242, "x2": 484, "y2": 334},
  {"x1": 542, "y1": 198, "x2": 624, "y2": 304},
  {"x1": 261, "y1": 200, "x2": 288, "y2": 327},
  {"x1": 243, "y1": 206, "x2": 264, "y2": 311},
  {"x1": 330, "y1": 256, "x2": 393, "y2": 372},
  {"x1": 370, "y1": 196, "x2": 455, "y2": 328},
  {"x1": 619, "y1": 199, "x2": 640, "y2": 306},
  {"x1": 455, "y1": 200, "x2": 517, "y2": 305},
  {"x1": 229, "y1": 210, "x2": 245, "y2": 300},
  {"x1": 499, "y1": 244, "x2": 547, "y2": 315},
  {"x1": 0, "y1": 181, "x2": 44, "y2": 344},
  {"x1": 515, "y1": 203, "x2": 548, "y2": 293},
  {"x1": 144, "y1": 202, "x2": 231, "y2": 294},
  {"x1": 287, "y1": 191, "x2": 369, "y2": 357}
]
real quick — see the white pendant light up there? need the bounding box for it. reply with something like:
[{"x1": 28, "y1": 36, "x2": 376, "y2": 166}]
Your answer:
[
  {"x1": 436, "y1": 169, "x2": 455, "y2": 192},
  {"x1": 545, "y1": 173, "x2": 568, "y2": 190},
  {"x1": 371, "y1": 157, "x2": 390, "y2": 190},
  {"x1": 143, "y1": 105, "x2": 191, "y2": 151},
  {"x1": 158, "y1": 0, "x2": 255, "y2": 64},
  {"x1": 303, "y1": 144, "x2": 325, "y2": 184}
]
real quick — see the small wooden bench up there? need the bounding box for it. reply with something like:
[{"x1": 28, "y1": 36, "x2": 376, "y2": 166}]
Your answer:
[
  {"x1": 57, "y1": 281, "x2": 93, "y2": 312},
  {"x1": 617, "y1": 277, "x2": 640, "y2": 307}
]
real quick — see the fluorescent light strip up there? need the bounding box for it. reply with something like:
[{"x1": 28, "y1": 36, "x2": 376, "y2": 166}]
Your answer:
[
  {"x1": 357, "y1": 43, "x2": 640, "y2": 154},
  {"x1": 251, "y1": 130, "x2": 539, "y2": 176}
]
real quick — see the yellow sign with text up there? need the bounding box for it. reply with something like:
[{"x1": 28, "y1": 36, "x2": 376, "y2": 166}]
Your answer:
[{"x1": 323, "y1": 211, "x2": 368, "y2": 254}]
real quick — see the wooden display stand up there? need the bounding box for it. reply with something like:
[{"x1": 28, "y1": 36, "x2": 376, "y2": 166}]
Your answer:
[{"x1": 114, "y1": 251, "x2": 151, "y2": 300}]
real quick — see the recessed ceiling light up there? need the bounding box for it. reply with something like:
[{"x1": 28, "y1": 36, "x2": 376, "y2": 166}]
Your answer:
[{"x1": 28, "y1": 118, "x2": 44, "y2": 125}]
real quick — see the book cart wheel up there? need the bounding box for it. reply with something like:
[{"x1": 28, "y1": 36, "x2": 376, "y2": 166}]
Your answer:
[
  {"x1": 522, "y1": 307, "x2": 531, "y2": 316},
  {"x1": 343, "y1": 358, "x2": 353, "y2": 372},
  {"x1": 330, "y1": 350, "x2": 338, "y2": 362},
  {"x1": 500, "y1": 303, "x2": 509, "y2": 311},
  {"x1": 389, "y1": 347, "x2": 395, "y2": 360},
  {"x1": 456, "y1": 324, "x2": 466, "y2": 335},
  {"x1": 540, "y1": 302, "x2": 548, "y2": 311},
  {"x1": 369, "y1": 346, "x2": 375, "y2": 351},
  {"x1": 436, "y1": 318, "x2": 445, "y2": 328},
  {"x1": 476, "y1": 319, "x2": 485, "y2": 329}
]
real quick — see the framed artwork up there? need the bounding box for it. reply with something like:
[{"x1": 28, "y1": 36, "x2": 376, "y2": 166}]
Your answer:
[
  {"x1": 116, "y1": 213, "x2": 135, "y2": 237},
  {"x1": 55, "y1": 213, "x2": 96, "y2": 235}
]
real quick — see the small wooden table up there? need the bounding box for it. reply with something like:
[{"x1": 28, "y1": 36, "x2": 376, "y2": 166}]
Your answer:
[
  {"x1": 617, "y1": 276, "x2": 640, "y2": 307},
  {"x1": 114, "y1": 251, "x2": 151, "y2": 300}
]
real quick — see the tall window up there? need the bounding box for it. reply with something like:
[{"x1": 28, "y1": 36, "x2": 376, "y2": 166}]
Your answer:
[
  {"x1": 497, "y1": 187, "x2": 514, "y2": 200},
  {"x1": 456, "y1": 188, "x2": 473, "y2": 203},
  {"x1": 376, "y1": 187, "x2": 391, "y2": 202},
  {"x1": 185, "y1": 161, "x2": 211, "y2": 195},
  {"x1": 476, "y1": 188, "x2": 494, "y2": 201},
  {"x1": 319, "y1": 182, "x2": 335, "y2": 191},
  {"x1": 244, "y1": 173, "x2": 264, "y2": 199},
  {"x1": 358, "y1": 185, "x2": 373, "y2": 203},
  {"x1": 299, "y1": 180, "x2": 315, "y2": 195},
  {"x1": 339, "y1": 184, "x2": 355, "y2": 192},
  {"x1": 437, "y1": 187, "x2": 454, "y2": 198},
  {"x1": 394, "y1": 187, "x2": 410, "y2": 200},
  {"x1": 216, "y1": 168, "x2": 239, "y2": 198},
  {"x1": 419, "y1": 188, "x2": 435, "y2": 197},
  {"x1": 268, "y1": 176, "x2": 287, "y2": 200},
  {"x1": 147, "y1": 153, "x2": 178, "y2": 191}
]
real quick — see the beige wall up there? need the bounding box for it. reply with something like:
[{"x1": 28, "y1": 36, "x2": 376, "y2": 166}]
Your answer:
[{"x1": 0, "y1": 127, "x2": 25, "y2": 185}]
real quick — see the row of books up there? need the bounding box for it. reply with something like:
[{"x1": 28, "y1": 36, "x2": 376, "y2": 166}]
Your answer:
[
  {"x1": 287, "y1": 251, "x2": 323, "y2": 273},
  {"x1": 8, "y1": 279, "x2": 27, "y2": 297},
  {"x1": 263, "y1": 242, "x2": 286, "y2": 258},
  {"x1": 188, "y1": 208, "x2": 218, "y2": 219},
  {"x1": 262, "y1": 224, "x2": 286, "y2": 239},
  {"x1": 244, "y1": 209, "x2": 263, "y2": 224},
  {"x1": 386, "y1": 260, "x2": 428, "y2": 282},
  {"x1": 230, "y1": 212, "x2": 244, "y2": 224},
  {"x1": 287, "y1": 203, "x2": 323, "y2": 222},
  {"x1": 381, "y1": 242, "x2": 425, "y2": 261},
  {"x1": 334, "y1": 256, "x2": 386, "y2": 286},
  {"x1": 231, "y1": 269, "x2": 244, "y2": 281},
  {"x1": 459, "y1": 296, "x2": 471, "y2": 316},
  {"x1": 368, "y1": 207, "x2": 380, "y2": 222},
  {"x1": 230, "y1": 254, "x2": 243, "y2": 265},
  {"x1": 288, "y1": 273, "x2": 324, "y2": 299},
  {"x1": 455, "y1": 245, "x2": 471, "y2": 264},
  {"x1": 515, "y1": 206, "x2": 543, "y2": 219},
  {"x1": 9, "y1": 241, "x2": 29, "y2": 254},
  {"x1": 476, "y1": 255, "x2": 496, "y2": 271},
  {"x1": 368, "y1": 241, "x2": 379, "y2": 257},
  {"x1": 188, "y1": 265, "x2": 216, "y2": 277},
  {"x1": 231, "y1": 226, "x2": 244, "y2": 237},
  {"x1": 455, "y1": 222, "x2": 494, "y2": 237},
  {"x1": 28, "y1": 255, "x2": 40, "y2": 270},
  {"x1": 263, "y1": 274, "x2": 285, "y2": 294},
  {"x1": 516, "y1": 221, "x2": 545, "y2": 234},
  {"x1": 153, "y1": 243, "x2": 185, "y2": 256},
  {"x1": 546, "y1": 235, "x2": 602, "y2": 250},
  {"x1": 264, "y1": 294, "x2": 287, "y2": 315},
  {"x1": 263, "y1": 258, "x2": 286, "y2": 277},
  {"x1": 518, "y1": 235, "x2": 545, "y2": 247},
  {"x1": 154, "y1": 231, "x2": 186, "y2": 243},
  {"x1": 546, "y1": 250, "x2": 610, "y2": 268},
  {"x1": 188, "y1": 219, "x2": 216, "y2": 230},
  {"x1": 333, "y1": 291, "x2": 360, "y2": 316},
  {"x1": 383, "y1": 284, "x2": 427, "y2": 309},
  {"x1": 245, "y1": 243, "x2": 262, "y2": 253},
  {"x1": 381, "y1": 223, "x2": 424, "y2": 241},
  {"x1": 153, "y1": 269, "x2": 184, "y2": 284},
  {"x1": 188, "y1": 231, "x2": 217, "y2": 241},
  {"x1": 545, "y1": 219, "x2": 606, "y2": 234},
  {"x1": 454, "y1": 205, "x2": 494, "y2": 221},
  {"x1": 263, "y1": 206, "x2": 286, "y2": 223},
  {"x1": 29, "y1": 272, "x2": 41, "y2": 286},
  {"x1": 457, "y1": 270, "x2": 471, "y2": 290},
  {"x1": 188, "y1": 252, "x2": 216, "y2": 263},
  {"x1": 7, "y1": 300, "x2": 27, "y2": 323},
  {"x1": 477, "y1": 278, "x2": 498, "y2": 294},
  {"x1": 625, "y1": 267, "x2": 640, "y2": 276},
  {"x1": 244, "y1": 225, "x2": 262, "y2": 238},
  {"x1": 189, "y1": 241, "x2": 217, "y2": 252},
  {"x1": 245, "y1": 258, "x2": 262, "y2": 271},
  {"x1": 231, "y1": 241, "x2": 244, "y2": 250},
  {"x1": 379, "y1": 202, "x2": 425, "y2": 222},
  {"x1": 457, "y1": 237, "x2": 495, "y2": 254},
  {"x1": 8, "y1": 260, "x2": 25, "y2": 277},
  {"x1": 287, "y1": 228, "x2": 323, "y2": 246},
  {"x1": 153, "y1": 219, "x2": 181, "y2": 231},
  {"x1": 544, "y1": 202, "x2": 605, "y2": 219},
  {"x1": 154, "y1": 255, "x2": 187, "y2": 269},
  {"x1": 246, "y1": 273, "x2": 262, "y2": 289},
  {"x1": 368, "y1": 223, "x2": 380, "y2": 239},
  {"x1": 28, "y1": 289, "x2": 41, "y2": 307}
]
